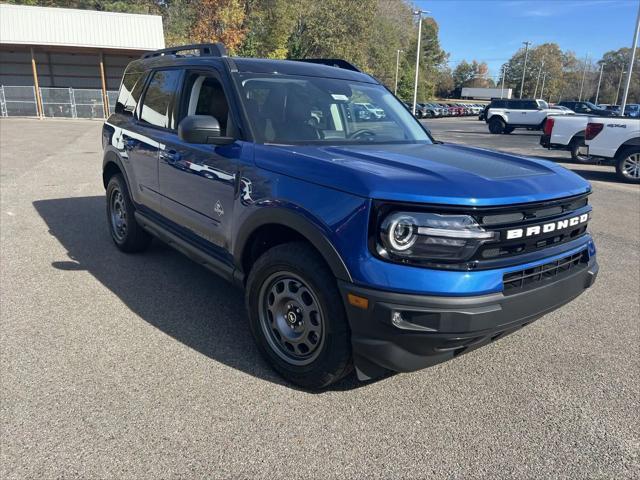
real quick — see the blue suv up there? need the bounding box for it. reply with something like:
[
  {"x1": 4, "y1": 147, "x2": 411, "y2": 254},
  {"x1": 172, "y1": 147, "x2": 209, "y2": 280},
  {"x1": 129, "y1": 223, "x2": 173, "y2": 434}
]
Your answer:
[{"x1": 102, "y1": 44, "x2": 598, "y2": 389}]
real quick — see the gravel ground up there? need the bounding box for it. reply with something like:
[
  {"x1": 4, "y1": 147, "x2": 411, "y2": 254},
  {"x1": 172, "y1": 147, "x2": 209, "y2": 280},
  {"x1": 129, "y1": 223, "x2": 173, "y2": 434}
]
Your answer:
[{"x1": 1, "y1": 117, "x2": 638, "y2": 479}]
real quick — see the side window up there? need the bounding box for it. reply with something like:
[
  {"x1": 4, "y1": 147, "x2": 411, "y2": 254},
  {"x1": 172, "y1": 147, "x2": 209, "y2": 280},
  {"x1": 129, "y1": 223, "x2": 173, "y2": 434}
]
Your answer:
[
  {"x1": 140, "y1": 69, "x2": 182, "y2": 129},
  {"x1": 182, "y1": 72, "x2": 231, "y2": 136},
  {"x1": 524, "y1": 100, "x2": 538, "y2": 110},
  {"x1": 115, "y1": 71, "x2": 146, "y2": 116}
]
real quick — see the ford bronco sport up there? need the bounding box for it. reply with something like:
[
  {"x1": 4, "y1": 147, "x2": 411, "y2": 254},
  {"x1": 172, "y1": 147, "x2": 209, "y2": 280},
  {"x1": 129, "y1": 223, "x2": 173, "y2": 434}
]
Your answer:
[{"x1": 102, "y1": 44, "x2": 598, "y2": 389}]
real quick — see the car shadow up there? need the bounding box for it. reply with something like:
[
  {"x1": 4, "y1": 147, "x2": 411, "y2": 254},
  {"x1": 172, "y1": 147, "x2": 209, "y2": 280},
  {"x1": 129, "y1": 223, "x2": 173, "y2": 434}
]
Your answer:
[
  {"x1": 33, "y1": 196, "x2": 371, "y2": 392},
  {"x1": 562, "y1": 167, "x2": 632, "y2": 185}
]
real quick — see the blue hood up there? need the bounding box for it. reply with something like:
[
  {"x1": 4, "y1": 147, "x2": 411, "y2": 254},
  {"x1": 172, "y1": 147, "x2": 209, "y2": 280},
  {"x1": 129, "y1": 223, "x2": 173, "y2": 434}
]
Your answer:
[{"x1": 254, "y1": 143, "x2": 591, "y2": 206}]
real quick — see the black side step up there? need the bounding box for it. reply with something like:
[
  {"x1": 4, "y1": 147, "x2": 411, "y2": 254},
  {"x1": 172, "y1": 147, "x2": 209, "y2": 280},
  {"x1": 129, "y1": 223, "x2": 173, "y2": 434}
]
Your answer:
[{"x1": 134, "y1": 211, "x2": 244, "y2": 287}]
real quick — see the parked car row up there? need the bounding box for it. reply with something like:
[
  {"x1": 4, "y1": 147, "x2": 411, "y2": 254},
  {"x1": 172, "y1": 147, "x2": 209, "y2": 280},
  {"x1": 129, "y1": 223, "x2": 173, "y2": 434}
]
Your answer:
[{"x1": 404, "y1": 102, "x2": 487, "y2": 119}]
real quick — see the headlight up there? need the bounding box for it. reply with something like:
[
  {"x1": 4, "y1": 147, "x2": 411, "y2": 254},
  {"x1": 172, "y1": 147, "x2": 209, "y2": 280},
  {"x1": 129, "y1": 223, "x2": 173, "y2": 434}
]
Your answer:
[{"x1": 377, "y1": 211, "x2": 498, "y2": 263}]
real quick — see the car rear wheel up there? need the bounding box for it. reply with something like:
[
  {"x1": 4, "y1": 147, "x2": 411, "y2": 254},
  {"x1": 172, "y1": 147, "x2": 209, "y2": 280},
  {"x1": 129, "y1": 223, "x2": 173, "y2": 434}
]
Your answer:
[
  {"x1": 616, "y1": 147, "x2": 640, "y2": 183},
  {"x1": 246, "y1": 242, "x2": 353, "y2": 390},
  {"x1": 503, "y1": 126, "x2": 515, "y2": 134},
  {"x1": 106, "y1": 174, "x2": 152, "y2": 252},
  {"x1": 570, "y1": 139, "x2": 593, "y2": 164},
  {"x1": 488, "y1": 117, "x2": 505, "y2": 134}
]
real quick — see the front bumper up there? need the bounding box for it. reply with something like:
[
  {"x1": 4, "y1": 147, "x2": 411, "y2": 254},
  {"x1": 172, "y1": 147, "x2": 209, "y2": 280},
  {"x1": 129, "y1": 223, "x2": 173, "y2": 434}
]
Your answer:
[{"x1": 339, "y1": 256, "x2": 598, "y2": 380}]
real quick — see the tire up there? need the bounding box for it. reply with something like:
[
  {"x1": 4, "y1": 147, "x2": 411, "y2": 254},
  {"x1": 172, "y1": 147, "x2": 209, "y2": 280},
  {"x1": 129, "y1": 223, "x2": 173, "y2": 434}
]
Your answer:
[
  {"x1": 106, "y1": 174, "x2": 152, "y2": 252},
  {"x1": 503, "y1": 126, "x2": 515, "y2": 134},
  {"x1": 245, "y1": 242, "x2": 353, "y2": 390},
  {"x1": 570, "y1": 139, "x2": 593, "y2": 164},
  {"x1": 488, "y1": 117, "x2": 505, "y2": 134},
  {"x1": 615, "y1": 147, "x2": 640, "y2": 184}
]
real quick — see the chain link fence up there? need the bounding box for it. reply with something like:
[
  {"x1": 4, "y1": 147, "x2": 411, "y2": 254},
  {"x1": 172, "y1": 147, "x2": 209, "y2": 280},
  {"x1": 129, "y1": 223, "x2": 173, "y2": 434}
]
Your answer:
[
  {"x1": 0, "y1": 86, "x2": 117, "y2": 119},
  {"x1": 0, "y1": 86, "x2": 39, "y2": 117}
]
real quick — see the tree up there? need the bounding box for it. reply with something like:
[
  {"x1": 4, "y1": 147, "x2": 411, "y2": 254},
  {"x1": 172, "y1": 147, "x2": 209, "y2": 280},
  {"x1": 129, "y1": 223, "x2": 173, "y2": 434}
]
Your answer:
[
  {"x1": 190, "y1": 0, "x2": 247, "y2": 54},
  {"x1": 595, "y1": 47, "x2": 640, "y2": 104},
  {"x1": 451, "y1": 60, "x2": 492, "y2": 96}
]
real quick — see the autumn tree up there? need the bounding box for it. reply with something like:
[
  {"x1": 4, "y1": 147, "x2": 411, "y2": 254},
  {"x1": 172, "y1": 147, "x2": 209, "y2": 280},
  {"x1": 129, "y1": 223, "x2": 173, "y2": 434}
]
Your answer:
[{"x1": 190, "y1": 0, "x2": 247, "y2": 54}]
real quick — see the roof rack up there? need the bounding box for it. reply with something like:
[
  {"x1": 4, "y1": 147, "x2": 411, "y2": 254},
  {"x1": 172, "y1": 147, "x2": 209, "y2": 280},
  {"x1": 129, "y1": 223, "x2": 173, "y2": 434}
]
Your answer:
[
  {"x1": 295, "y1": 58, "x2": 361, "y2": 73},
  {"x1": 142, "y1": 43, "x2": 227, "y2": 59}
]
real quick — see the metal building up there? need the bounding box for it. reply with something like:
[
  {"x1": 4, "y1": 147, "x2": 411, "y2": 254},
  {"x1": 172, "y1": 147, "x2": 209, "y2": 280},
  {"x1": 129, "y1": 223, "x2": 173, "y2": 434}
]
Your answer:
[{"x1": 0, "y1": 4, "x2": 164, "y2": 119}]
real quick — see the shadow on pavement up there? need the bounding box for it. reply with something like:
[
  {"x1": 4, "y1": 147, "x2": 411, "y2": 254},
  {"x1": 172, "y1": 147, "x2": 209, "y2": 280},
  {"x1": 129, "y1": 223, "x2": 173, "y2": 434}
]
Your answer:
[
  {"x1": 33, "y1": 196, "x2": 368, "y2": 392},
  {"x1": 562, "y1": 167, "x2": 629, "y2": 185}
]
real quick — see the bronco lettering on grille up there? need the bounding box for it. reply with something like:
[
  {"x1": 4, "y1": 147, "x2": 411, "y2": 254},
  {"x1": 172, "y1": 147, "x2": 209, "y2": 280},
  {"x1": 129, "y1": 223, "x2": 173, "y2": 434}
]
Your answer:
[{"x1": 506, "y1": 213, "x2": 589, "y2": 240}]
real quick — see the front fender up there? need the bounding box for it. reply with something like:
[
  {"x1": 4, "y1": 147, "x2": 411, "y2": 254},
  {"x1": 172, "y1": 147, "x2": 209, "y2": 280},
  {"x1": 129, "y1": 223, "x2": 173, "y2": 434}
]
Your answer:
[{"x1": 233, "y1": 206, "x2": 353, "y2": 282}]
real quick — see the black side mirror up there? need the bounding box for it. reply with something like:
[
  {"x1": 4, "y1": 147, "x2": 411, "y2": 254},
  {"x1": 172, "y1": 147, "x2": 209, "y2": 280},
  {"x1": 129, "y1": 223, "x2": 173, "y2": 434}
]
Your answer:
[{"x1": 178, "y1": 115, "x2": 235, "y2": 145}]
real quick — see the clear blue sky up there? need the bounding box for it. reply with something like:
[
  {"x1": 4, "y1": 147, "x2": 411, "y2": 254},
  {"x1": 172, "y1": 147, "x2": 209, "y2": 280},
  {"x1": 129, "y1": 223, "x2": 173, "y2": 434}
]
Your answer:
[{"x1": 414, "y1": 0, "x2": 640, "y2": 77}]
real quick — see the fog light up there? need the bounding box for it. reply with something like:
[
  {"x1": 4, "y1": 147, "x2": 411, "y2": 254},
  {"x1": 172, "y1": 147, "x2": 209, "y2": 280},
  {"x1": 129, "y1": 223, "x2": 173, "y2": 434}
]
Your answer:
[
  {"x1": 390, "y1": 310, "x2": 437, "y2": 332},
  {"x1": 391, "y1": 311, "x2": 405, "y2": 328}
]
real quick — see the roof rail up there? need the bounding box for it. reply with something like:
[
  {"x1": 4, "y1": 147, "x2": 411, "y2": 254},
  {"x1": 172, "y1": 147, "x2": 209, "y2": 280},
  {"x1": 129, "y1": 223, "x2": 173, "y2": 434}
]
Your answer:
[
  {"x1": 295, "y1": 58, "x2": 361, "y2": 73},
  {"x1": 142, "y1": 43, "x2": 227, "y2": 59}
]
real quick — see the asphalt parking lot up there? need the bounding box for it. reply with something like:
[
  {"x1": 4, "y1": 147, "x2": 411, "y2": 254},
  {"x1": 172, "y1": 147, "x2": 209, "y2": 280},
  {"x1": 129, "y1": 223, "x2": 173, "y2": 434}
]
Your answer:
[{"x1": 1, "y1": 117, "x2": 638, "y2": 479}]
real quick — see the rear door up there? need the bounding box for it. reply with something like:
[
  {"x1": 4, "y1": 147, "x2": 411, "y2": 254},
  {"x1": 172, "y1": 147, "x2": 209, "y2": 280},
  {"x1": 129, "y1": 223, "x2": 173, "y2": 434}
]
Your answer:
[{"x1": 125, "y1": 68, "x2": 183, "y2": 213}]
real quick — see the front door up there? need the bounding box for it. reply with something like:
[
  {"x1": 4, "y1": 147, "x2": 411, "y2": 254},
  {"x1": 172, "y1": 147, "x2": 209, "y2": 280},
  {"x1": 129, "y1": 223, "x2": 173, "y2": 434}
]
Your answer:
[{"x1": 158, "y1": 69, "x2": 241, "y2": 255}]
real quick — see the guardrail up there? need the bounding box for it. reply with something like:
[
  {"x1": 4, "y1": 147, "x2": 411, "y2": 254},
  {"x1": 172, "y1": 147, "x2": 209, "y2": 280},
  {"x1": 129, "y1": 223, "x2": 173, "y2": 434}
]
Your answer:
[{"x1": 0, "y1": 86, "x2": 117, "y2": 119}]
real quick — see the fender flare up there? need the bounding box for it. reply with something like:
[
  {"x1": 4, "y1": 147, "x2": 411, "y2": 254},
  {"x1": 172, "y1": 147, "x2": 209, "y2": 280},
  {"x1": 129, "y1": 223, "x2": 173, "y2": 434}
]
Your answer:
[
  {"x1": 487, "y1": 113, "x2": 507, "y2": 124},
  {"x1": 233, "y1": 207, "x2": 353, "y2": 283},
  {"x1": 102, "y1": 148, "x2": 132, "y2": 193}
]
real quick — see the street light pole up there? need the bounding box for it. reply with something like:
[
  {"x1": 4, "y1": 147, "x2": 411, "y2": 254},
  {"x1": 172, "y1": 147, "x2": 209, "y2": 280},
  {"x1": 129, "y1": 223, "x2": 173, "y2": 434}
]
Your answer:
[
  {"x1": 519, "y1": 41, "x2": 531, "y2": 98},
  {"x1": 578, "y1": 53, "x2": 589, "y2": 101},
  {"x1": 412, "y1": 10, "x2": 429, "y2": 115},
  {"x1": 595, "y1": 62, "x2": 604, "y2": 104},
  {"x1": 534, "y1": 60, "x2": 544, "y2": 98},
  {"x1": 620, "y1": 2, "x2": 640, "y2": 116},
  {"x1": 615, "y1": 66, "x2": 626, "y2": 105},
  {"x1": 394, "y1": 49, "x2": 403, "y2": 96},
  {"x1": 540, "y1": 72, "x2": 548, "y2": 101},
  {"x1": 500, "y1": 65, "x2": 508, "y2": 98}
]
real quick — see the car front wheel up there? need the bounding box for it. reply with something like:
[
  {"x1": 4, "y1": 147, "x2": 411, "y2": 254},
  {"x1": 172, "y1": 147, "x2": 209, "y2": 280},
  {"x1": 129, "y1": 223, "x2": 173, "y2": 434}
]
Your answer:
[
  {"x1": 246, "y1": 242, "x2": 353, "y2": 390},
  {"x1": 488, "y1": 117, "x2": 505, "y2": 134}
]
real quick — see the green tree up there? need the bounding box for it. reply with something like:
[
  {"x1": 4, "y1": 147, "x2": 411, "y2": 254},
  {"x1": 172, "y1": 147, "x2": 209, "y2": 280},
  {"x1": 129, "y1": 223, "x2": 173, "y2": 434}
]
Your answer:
[{"x1": 595, "y1": 47, "x2": 640, "y2": 104}]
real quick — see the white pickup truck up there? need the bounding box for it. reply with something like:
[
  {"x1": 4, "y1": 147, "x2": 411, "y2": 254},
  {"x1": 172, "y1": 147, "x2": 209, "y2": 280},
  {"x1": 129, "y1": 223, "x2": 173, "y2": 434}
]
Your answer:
[
  {"x1": 585, "y1": 116, "x2": 640, "y2": 183},
  {"x1": 540, "y1": 115, "x2": 590, "y2": 163}
]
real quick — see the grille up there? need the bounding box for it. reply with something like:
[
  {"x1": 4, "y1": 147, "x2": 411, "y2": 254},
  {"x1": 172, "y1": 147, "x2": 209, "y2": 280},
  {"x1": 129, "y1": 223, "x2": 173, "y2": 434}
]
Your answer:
[
  {"x1": 503, "y1": 250, "x2": 587, "y2": 294},
  {"x1": 474, "y1": 194, "x2": 591, "y2": 262}
]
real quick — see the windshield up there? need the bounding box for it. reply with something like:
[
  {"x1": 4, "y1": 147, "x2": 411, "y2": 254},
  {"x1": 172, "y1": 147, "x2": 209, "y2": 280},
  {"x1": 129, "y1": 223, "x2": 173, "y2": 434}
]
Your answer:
[{"x1": 236, "y1": 73, "x2": 432, "y2": 145}]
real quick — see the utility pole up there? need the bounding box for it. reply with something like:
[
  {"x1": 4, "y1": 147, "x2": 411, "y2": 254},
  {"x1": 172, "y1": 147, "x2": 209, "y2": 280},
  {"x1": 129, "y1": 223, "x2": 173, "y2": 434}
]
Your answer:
[
  {"x1": 394, "y1": 49, "x2": 403, "y2": 96},
  {"x1": 540, "y1": 72, "x2": 548, "y2": 101},
  {"x1": 620, "y1": 2, "x2": 640, "y2": 116},
  {"x1": 579, "y1": 53, "x2": 589, "y2": 101},
  {"x1": 615, "y1": 66, "x2": 626, "y2": 105},
  {"x1": 500, "y1": 65, "x2": 508, "y2": 98},
  {"x1": 519, "y1": 41, "x2": 531, "y2": 98},
  {"x1": 534, "y1": 60, "x2": 544, "y2": 98},
  {"x1": 412, "y1": 10, "x2": 429, "y2": 115},
  {"x1": 595, "y1": 63, "x2": 605, "y2": 104}
]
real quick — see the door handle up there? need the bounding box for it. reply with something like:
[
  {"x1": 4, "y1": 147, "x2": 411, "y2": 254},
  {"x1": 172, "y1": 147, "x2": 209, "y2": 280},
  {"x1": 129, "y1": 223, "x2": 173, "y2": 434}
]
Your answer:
[{"x1": 160, "y1": 149, "x2": 180, "y2": 164}]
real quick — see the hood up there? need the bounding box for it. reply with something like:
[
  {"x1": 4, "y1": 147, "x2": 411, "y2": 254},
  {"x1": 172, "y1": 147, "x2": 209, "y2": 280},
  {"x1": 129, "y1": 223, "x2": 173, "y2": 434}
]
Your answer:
[{"x1": 254, "y1": 142, "x2": 591, "y2": 206}]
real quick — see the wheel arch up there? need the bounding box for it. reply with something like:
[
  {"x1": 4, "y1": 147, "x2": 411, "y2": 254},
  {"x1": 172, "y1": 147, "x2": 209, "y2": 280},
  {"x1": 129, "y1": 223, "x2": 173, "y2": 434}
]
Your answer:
[
  {"x1": 102, "y1": 149, "x2": 131, "y2": 191},
  {"x1": 614, "y1": 137, "x2": 640, "y2": 159},
  {"x1": 234, "y1": 209, "x2": 353, "y2": 284}
]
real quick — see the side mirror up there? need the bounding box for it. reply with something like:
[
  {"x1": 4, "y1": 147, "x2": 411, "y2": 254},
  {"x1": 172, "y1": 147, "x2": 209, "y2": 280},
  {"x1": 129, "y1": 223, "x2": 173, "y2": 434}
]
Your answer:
[{"x1": 178, "y1": 115, "x2": 235, "y2": 145}]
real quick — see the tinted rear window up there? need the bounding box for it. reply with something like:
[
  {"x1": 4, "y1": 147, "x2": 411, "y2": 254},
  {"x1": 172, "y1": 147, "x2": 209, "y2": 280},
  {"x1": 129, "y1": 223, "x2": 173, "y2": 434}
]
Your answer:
[
  {"x1": 140, "y1": 69, "x2": 182, "y2": 129},
  {"x1": 115, "y1": 70, "x2": 146, "y2": 116}
]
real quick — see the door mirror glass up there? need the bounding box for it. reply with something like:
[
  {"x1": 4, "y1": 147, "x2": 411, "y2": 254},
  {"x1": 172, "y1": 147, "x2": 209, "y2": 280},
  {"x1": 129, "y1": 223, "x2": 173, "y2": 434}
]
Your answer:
[{"x1": 178, "y1": 115, "x2": 235, "y2": 145}]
